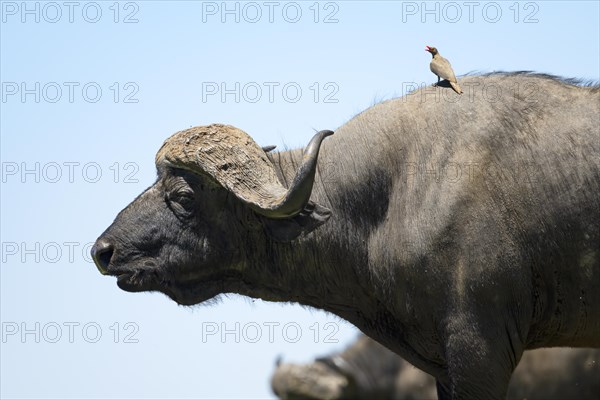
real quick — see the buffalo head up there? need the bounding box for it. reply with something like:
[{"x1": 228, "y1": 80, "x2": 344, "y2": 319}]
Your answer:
[{"x1": 91, "y1": 124, "x2": 333, "y2": 305}]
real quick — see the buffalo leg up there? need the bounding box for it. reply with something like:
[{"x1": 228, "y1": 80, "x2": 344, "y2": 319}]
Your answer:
[{"x1": 439, "y1": 313, "x2": 523, "y2": 400}]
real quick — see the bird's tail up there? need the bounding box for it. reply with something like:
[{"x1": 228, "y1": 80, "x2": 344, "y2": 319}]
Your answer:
[{"x1": 450, "y1": 81, "x2": 463, "y2": 95}]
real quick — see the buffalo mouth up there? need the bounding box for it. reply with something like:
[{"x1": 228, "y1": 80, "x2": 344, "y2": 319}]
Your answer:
[
  {"x1": 106, "y1": 263, "x2": 236, "y2": 306},
  {"x1": 109, "y1": 267, "x2": 162, "y2": 293},
  {"x1": 111, "y1": 268, "x2": 188, "y2": 303},
  {"x1": 116, "y1": 271, "x2": 150, "y2": 292}
]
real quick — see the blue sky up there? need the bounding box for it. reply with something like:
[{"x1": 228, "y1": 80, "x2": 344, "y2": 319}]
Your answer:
[{"x1": 1, "y1": 1, "x2": 598, "y2": 399}]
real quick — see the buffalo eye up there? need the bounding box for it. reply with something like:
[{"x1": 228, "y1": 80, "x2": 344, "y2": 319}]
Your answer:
[{"x1": 166, "y1": 180, "x2": 197, "y2": 220}]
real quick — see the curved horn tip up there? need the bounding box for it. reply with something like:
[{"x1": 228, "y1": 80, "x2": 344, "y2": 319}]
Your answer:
[
  {"x1": 302, "y1": 129, "x2": 334, "y2": 156},
  {"x1": 262, "y1": 129, "x2": 333, "y2": 218},
  {"x1": 312, "y1": 130, "x2": 334, "y2": 145}
]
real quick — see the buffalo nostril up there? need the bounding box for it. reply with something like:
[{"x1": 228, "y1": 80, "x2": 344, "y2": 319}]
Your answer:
[{"x1": 91, "y1": 240, "x2": 114, "y2": 275}]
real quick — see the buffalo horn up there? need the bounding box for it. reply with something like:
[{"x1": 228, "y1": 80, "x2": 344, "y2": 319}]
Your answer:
[{"x1": 155, "y1": 124, "x2": 333, "y2": 219}]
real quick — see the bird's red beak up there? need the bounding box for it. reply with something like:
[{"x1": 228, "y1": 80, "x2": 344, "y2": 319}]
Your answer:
[{"x1": 425, "y1": 46, "x2": 431, "y2": 51}]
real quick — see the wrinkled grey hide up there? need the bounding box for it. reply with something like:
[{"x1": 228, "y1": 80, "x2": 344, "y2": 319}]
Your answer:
[{"x1": 272, "y1": 335, "x2": 600, "y2": 400}]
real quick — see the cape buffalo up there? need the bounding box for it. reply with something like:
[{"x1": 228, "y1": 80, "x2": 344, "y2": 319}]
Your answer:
[
  {"x1": 271, "y1": 334, "x2": 600, "y2": 399},
  {"x1": 92, "y1": 72, "x2": 600, "y2": 399}
]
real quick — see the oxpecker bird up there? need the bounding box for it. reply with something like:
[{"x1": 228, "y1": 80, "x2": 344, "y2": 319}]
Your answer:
[{"x1": 425, "y1": 46, "x2": 463, "y2": 94}]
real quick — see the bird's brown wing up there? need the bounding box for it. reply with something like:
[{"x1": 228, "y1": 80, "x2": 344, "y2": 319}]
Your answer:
[{"x1": 430, "y1": 56, "x2": 458, "y2": 83}]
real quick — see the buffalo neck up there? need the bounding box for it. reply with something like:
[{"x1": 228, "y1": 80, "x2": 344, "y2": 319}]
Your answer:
[{"x1": 239, "y1": 145, "x2": 391, "y2": 327}]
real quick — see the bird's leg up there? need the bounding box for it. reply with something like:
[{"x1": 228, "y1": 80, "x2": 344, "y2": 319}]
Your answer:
[{"x1": 434, "y1": 76, "x2": 440, "y2": 87}]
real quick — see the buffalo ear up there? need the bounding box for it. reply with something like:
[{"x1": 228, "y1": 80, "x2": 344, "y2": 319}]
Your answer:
[{"x1": 261, "y1": 201, "x2": 332, "y2": 242}]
